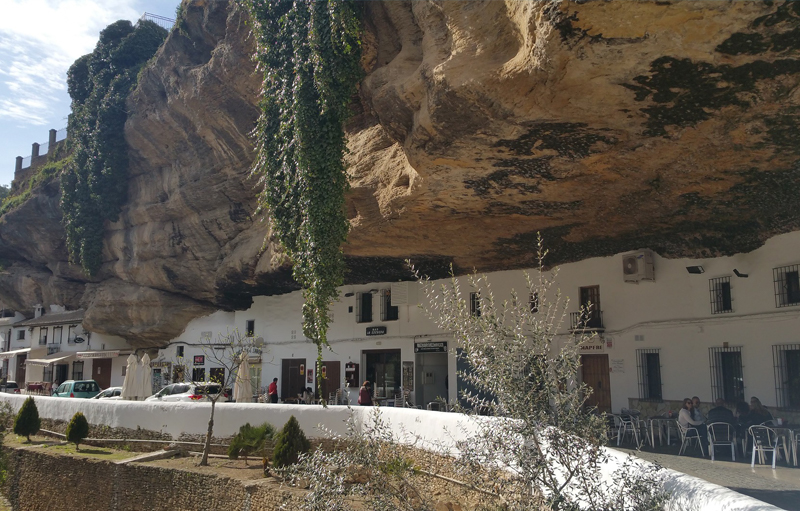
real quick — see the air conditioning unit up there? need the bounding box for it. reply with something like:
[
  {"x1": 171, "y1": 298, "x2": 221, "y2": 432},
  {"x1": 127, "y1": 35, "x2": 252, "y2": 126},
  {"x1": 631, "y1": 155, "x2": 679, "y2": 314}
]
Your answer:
[
  {"x1": 622, "y1": 249, "x2": 655, "y2": 283},
  {"x1": 391, "y1": 282, "x2": 419, "y2": 306}
]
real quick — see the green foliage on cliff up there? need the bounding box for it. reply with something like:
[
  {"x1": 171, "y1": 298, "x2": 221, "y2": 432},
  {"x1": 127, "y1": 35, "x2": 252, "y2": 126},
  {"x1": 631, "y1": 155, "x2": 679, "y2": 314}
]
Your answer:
[
  {"x1": 13, "y1": 397, "x2": 40, "y2": 442},
  {"x1": 66, "y1": 411, "x2": 90, "y2": 450},
  {"x1": 240, "y1": 0, "x2": 362, "y2": 358},
  {"x1": 0, "y1": 185, "x2": 9, "y2": 202},
  {"x1": 62, "y1": 19, "x2": 167, "y2": 275},
  {"x1": 0, "y1": 157, "x2": 70, "y2": 218}
]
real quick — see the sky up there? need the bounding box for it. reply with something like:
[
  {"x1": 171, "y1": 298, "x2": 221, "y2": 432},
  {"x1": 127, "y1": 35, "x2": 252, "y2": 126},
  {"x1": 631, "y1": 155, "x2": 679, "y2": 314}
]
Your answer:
[{"x1": 0, "y1": 0, "x2": 179, "y2": 188}]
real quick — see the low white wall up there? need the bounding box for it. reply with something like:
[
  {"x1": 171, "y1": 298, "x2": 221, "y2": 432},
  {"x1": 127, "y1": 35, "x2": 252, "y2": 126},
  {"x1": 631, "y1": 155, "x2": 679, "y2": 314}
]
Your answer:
[{"x1": 0, "y1": 395, "x2": 781, "y2": 511}]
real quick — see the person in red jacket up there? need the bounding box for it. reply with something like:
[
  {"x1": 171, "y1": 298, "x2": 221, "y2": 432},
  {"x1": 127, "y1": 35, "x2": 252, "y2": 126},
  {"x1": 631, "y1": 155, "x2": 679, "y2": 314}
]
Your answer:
[
  {"x1": 358, "y1": 381, "x2": 373, "y2": 406},
  {"x1": 268, "y1": 378, "x2": 278, "y2": 403}
]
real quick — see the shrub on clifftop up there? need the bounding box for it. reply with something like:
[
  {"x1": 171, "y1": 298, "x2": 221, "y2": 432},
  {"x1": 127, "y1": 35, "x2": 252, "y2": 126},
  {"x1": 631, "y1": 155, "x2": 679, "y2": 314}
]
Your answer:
[
  {"x1": 228, "y1": 422, "x2": 275, "y2": 464},
  {"x1": 272, "y1": 416, "x2": 310, "y2": 468},
  {"x1": 66, "y1": 412, "x2": 90, "y2": 450},
  {"x1": 13, "y1": 397, "x2": 40, "y2": 442}
]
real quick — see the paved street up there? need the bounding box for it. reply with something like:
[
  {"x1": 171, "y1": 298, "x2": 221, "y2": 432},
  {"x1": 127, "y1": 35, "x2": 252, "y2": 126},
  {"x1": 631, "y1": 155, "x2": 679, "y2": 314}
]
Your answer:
[{"x1": 614, "y1": 442, "x2": 800, "y2": 510}]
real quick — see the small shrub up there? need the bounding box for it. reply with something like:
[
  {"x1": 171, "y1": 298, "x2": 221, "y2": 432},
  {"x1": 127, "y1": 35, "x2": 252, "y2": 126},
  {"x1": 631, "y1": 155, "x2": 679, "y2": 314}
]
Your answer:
[
  {"x1": 272, "y1": 415, "x2": 310, "y2": 468},
  {"x1": 228, "y1": 422, "x2": 275, "y2": 464},
  {"x1": 13, "y1": 397, "x2": 40, "y2": 442},
  {"x1": 66, "y1": 412, "x2": 90, "y2": 450}
]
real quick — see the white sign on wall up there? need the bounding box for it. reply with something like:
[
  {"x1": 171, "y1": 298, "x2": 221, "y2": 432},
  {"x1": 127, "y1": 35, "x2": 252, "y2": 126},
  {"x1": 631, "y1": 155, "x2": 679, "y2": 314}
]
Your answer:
[{"x1": 611, "y1": 359, "x2": 625, "y2": 373}]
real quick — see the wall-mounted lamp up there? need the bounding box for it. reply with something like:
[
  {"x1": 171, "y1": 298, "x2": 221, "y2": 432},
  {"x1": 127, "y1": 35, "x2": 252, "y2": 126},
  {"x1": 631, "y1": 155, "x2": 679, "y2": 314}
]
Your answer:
[
  {"x1": 733, "y1": 269, "x2": 749, "y2": 278},
  {"x1": 368, "y1": 289, "x2": 379, "y2": 294},
  {"x1": 686, "y1": 266, "x2": 705, "y2": 274},
  {"x1": 344, "y1": 292, "x2": 355, "y2": 297}
]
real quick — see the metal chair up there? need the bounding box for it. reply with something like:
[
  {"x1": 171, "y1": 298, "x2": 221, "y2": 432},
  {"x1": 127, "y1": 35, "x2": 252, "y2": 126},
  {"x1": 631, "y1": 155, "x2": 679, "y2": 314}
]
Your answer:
[
  {"x1": 618, "y1": 414, "x2": 642, "y2": 447},
  {"x1": 678, "y1": 422, "x2": 705, "y2": 457},
  {"x1": 707, "y1": 422, "x2": 736, "y2": 461},
  {"x1": 749, "y1": 425, "x2": 778, "y2": 469},
  {"x1": 605, "y1": 414, "x2": 620, "y2": 444}
]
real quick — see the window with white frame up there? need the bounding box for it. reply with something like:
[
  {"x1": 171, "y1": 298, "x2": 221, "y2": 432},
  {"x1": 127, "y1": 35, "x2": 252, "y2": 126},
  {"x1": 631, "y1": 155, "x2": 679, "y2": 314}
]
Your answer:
[
  {"x1": 774, "y1": 265, "x2": 800, "y2": 308},
  {"x1": 470, "y1": 292, "x2": 481, "y2": 317},
  {"x1": 636, "y1": 349, "x2": 662, "y2": 401},
  {"x1": 380, "y1": 289, "x2": 399, "y2": 321},
  {"x1": 52, "y1": 326, "x2": 63, "y2": 344},
  {"x1": 356, "y1": 292, "x2": 373, "y2": 323},
  {"x1": 709, "y1": 276, "x2": 733, "y2": 314},
  {"x1": 39, "y1": 327, "x2": 48, "y2": 345}
]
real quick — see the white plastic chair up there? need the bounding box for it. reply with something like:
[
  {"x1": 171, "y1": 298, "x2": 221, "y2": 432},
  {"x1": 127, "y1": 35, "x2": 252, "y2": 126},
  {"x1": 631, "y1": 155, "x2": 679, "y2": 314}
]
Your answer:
[
  {"x1": 707, "y1": 422, "x2": 736, "y2": 461},
  {"x1": 749, "y1": 425, "x2": 778, "y2": 469},
  {"x1": 678, "y1": 422, "x2": 705, "y2": 457},
  {"x1": 618, "y1": 414, "x2": 642, "y2": 447},
  {"x1": 605, "y1": 414, "x2": 620, "y2": 444}
]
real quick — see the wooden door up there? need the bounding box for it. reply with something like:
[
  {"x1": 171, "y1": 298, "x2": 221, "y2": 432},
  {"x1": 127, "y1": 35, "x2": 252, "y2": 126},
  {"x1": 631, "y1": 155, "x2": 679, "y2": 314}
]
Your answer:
[
  {"x1": 16, "y1": 354, "x2": 26, "y2": 384},
  {"x1": 581, "y1": 354, "x2": 611, "y2": 413},
  {"x1": 281, "y1": 358, "x2": 306, "y2": 401},
  {"x1": 92, "y1": 359, "x2": 112, "y2": 389},
  {"x1": 319, "y1": 361, "x2": 341, "y2": 402}
]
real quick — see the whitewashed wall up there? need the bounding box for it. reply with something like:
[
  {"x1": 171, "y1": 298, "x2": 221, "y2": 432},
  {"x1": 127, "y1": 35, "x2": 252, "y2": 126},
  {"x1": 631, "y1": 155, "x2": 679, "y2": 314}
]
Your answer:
[{"x1": 0, "y1": 394, "x2": 780, "y2": 511}]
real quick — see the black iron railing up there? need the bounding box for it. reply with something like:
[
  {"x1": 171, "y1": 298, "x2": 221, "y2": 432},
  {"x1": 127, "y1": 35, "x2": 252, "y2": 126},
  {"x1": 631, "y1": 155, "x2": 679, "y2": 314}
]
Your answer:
[{"x1": 569, "y1": 310, "x2": 603, "y2": 331}]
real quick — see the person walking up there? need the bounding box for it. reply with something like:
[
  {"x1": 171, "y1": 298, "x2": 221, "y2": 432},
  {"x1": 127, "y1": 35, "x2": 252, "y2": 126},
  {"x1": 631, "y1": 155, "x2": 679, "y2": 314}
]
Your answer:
[
  {"x1": 268, "y1": 377, "x2": 279, "y2": 403},
  {"x1": 358, "y1": 381, "x2": 373, "y2": 406}
]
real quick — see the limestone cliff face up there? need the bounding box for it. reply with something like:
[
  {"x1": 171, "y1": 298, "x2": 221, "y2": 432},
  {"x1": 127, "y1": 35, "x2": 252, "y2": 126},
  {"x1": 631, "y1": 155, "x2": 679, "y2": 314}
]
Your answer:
[{"x1": 2, "y1": 0, "x2": 800, "y2": 347}]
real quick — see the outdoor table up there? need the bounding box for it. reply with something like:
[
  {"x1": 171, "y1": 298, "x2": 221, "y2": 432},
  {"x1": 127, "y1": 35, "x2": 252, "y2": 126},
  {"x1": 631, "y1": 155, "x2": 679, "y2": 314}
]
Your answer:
[
  {"x1": 648, "y1": 417, "x2": 675, "y2": 447},
  {"x1": 26, "y1": 383, "x2": 43, "y2": 395}
]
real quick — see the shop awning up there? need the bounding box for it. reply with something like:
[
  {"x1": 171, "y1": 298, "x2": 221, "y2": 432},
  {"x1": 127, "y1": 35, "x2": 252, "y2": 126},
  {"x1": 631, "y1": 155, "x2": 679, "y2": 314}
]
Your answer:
[
  {"x1": 26, "y1": 352, "x2": 76, "y2": 366},
  {"x1": 76, "y1": 350, "x2": 120, "y2": 359},
  {"x1": 0, "y1": 348, "x2": 31, "y2": 361}
]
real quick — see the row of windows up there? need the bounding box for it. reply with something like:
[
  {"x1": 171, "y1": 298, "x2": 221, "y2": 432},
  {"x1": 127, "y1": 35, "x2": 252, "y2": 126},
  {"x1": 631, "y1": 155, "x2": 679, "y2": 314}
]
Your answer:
[
  {"x1": 636, "y1": 345, "x2": 800, "y2": 410},
  {"x1": 356, "y1": 290, "x2": 398, "y2": 323},
  {"x1": 708, "y1": 267, "x2": 800, "y2": 315}
]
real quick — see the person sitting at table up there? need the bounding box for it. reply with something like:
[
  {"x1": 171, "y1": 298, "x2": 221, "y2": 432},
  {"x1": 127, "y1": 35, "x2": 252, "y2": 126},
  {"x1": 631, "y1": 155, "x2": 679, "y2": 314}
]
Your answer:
[
  {"x1": 706, "y1": 398, "x2": 735, "y2": 425},
  {"x1": 679, "y1": 397, "x2": 708, "y2": 454},
  {"x1": 745, "y1": 396, "x2": 773, "y2": 427},
  {"x1": 691, "y1": 396, "x2": 706, "y2": 423},
  {"x1": 302, "y1": 387, "x2": 314, "y2": 404}
]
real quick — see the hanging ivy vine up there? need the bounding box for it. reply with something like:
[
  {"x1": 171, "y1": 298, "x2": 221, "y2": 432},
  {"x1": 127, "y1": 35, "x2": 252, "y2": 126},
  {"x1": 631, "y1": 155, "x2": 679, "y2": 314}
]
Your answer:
[
  {"x1": 62, "y1": 20, "x2": 167, "y2": 275},
  {"x1": 240, "y1": 1, "x2": 362, "y2": 355}
]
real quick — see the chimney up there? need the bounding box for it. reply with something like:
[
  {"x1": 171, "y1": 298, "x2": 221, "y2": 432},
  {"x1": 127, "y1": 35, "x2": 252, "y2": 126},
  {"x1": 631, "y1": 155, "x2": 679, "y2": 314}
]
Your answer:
[{"x1": 34, "y1": 305, "x2": 44, "y2": 318}]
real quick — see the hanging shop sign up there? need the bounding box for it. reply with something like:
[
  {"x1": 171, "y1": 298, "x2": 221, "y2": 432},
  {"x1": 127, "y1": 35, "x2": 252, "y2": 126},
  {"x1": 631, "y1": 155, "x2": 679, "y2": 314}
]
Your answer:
[
  {"x1": 414, "y1": 341, "x2": 447, "y2": 353},
  {"x1": 193, "y1": 355, "x2": 205, "y2": 366},
  {"x1": 366, "y1": 326, "x2": 387, "y2": 336}
]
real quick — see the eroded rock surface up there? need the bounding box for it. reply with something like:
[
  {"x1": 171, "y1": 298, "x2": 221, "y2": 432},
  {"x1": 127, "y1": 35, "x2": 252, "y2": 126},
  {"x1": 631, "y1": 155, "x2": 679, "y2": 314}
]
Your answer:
[{"x1": 2, "y1": 0, "x2": 800, "y2": 346}]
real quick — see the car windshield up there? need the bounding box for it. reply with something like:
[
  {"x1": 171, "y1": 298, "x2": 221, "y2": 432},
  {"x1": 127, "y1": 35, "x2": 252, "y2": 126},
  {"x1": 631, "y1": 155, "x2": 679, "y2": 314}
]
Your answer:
[
  {"x1": 5, "y1": 383, "x2": 18, "y2": 389},
  {"x1": 195, "y1": 385, "x2": 221, "y2": 395},
  {"x1": 172, "y1": 384, "x2": 190, "y2": 395}
]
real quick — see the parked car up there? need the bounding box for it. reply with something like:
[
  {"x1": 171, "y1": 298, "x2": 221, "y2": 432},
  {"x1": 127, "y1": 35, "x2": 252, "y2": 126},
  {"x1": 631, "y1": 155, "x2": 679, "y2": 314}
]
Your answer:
[
  {"x1": 0, "y1": 382, "x2": 20, "y2": 394},
  {"x1": 92, "y1": 386, "x2": 122, "y2": 400},
  {"x1": 145, "y1": 382, "x2": 222, "y2": 402},
  {"x1": 52, "y1": 380, "x2": 101, "y2": 398}
]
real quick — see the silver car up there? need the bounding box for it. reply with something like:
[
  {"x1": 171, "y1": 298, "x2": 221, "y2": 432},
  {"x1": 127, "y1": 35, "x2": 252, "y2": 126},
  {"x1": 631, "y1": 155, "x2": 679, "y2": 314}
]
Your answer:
[{"x1": 145, "y1": 383, "x2": 222, "y2": 402}]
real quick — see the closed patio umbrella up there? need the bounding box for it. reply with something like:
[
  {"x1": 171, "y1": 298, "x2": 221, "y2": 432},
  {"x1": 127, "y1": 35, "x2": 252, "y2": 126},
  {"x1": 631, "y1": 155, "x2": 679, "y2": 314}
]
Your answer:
[
  {"x1": 139, "y1": 353, "x2": 153, "y2": 399},
  {"x1": 232, "y1": 355, "x2": 252, "y2": 403},
  {"x1": 121, "y1": 354, "x2": 140, "y2": 400}
]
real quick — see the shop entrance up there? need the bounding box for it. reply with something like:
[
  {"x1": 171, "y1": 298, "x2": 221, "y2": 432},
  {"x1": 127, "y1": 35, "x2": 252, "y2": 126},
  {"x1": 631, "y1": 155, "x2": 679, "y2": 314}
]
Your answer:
[
  {"x1": 415, "y1": 352, "x2": 448, "y2": 409},
  {"x1": 281, "y1": 358, "x2": 306, "y2": 402},
  {"x1": 92, "y1": 358, "x2": 112, "y2": 389},
  {"x1": 55, "y1": 364, "x2": 68, "y2": 386},
  {"x1": 581, "y1": 354, "x2": 611, "y2": 413},
  {"x1": 363, "y1": 350, "x2": 400, "y2": 399}
]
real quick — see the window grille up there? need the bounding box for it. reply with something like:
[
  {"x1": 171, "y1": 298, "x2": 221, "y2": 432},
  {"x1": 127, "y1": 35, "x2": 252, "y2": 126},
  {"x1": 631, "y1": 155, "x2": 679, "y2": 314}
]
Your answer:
[
  {"x1": 709, "y1": 276, "x2": 733, "y2": 314},
  {"x1": 636, "y1": 349, "x2": 662, "y2": 401},
  {"x1": 72, "y1": 361, "x2": 84, "y2": 381},
  {"x1": 380, "y1": 289, "x2": 399, "y2": 321},
  {"x1": 773, "y1": 344, "x2": 800, "y2": 409},
  {"x1": 192, "y1": 367, "x2": 206, "y2": 382},
  {"x1": 356, "y1": 292, "x2": 373, "y2": 323},
  {"x1": 709, "y1": 346, "x2": 744, "y2": 403},
  {"x1": 773, "y1": 265, "x2": 800, "y2": 308},
  {"x1": 53, "y1": 326, "x2": 63, "y2": 344},
  {"x1": 470, "y1": 292, "x2": 481, "y2": 317},
  {"x1": 43, "y1": 366, "x2": 53, "y2": 383},
  {"x1": 67, "y1": 325, "x2": 76, "y2": 343}
]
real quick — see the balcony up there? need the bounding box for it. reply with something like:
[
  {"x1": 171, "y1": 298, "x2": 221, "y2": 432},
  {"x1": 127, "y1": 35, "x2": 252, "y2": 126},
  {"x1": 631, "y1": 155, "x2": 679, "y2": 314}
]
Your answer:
[
  {"x1": 46, "y1": 344, "x2": 61, "y2": 356},
  {"x1": 569, "y1": 310, "x2": 604, "y2": 333}
]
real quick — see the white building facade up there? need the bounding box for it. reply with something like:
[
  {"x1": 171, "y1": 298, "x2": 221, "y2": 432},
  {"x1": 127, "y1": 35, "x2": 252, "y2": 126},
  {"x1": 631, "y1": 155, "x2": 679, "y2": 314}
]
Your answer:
[{"x1": 156, "y1": 230, "x2": 800, "y2": 419}]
